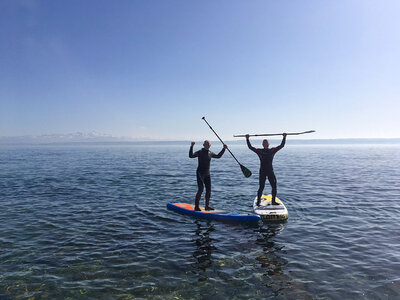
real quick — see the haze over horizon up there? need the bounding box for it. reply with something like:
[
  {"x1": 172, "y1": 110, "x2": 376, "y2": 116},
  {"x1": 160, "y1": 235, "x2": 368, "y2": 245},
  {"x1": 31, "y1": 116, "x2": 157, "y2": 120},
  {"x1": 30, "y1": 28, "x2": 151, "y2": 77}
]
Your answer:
[
  {"x1": 1, "y1": 1, "x2": 399, "y2": 141},
  {"x1": 1, "y1": 131, "x2": 400, "y2": 145}
]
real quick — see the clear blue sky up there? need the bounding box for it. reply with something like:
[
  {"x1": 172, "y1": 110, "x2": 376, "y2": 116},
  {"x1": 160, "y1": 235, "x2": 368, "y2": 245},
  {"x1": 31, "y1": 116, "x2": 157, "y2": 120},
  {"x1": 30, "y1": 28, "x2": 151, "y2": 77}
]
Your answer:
[{"x1": 1, "y1": 0, "x2": 399, "y2": 140}]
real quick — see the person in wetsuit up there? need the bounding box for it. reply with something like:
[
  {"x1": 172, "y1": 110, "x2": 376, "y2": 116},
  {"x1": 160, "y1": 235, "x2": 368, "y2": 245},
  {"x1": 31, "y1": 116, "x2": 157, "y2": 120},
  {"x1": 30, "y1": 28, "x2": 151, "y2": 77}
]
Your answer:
[
  {"x1": 189, "y1": 140, "x2": 227, "y2": 211},
  {"x1": 246, "y1": 133, "x2": 287, "y2": 206}
]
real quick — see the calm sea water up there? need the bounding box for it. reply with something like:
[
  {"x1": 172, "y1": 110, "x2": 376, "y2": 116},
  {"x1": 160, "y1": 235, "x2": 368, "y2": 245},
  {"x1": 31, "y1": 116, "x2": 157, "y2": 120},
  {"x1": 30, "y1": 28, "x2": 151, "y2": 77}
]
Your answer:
[{"x1": 1, "y1": 142, "x2": 400, "y2": 299}]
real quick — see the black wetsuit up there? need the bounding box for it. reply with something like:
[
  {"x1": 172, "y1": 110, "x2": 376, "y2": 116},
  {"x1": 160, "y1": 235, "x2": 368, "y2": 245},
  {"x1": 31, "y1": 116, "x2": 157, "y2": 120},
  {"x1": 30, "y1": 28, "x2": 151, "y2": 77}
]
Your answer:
[
  {"x1": 189, "y1": 146, "x2": 225, "y2": 209},
  {"x1": 247, "y1": 136, "x2": 286, "y2": 203}
]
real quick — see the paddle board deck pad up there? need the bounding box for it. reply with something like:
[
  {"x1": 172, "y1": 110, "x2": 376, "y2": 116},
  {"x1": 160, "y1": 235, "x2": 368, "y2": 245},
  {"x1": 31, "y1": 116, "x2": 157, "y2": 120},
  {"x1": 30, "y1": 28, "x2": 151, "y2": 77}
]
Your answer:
[
  {"x1": 253, "y1": 195, "x2": 288, "y2": 221},
  {"x1": 167, "y1": 203, "x2": 261, "y2": 223}
]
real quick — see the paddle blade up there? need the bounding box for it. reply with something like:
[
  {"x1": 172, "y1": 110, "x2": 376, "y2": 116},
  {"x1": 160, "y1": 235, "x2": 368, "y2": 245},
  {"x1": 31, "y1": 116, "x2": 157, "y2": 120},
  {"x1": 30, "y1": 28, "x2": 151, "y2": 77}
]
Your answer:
[
  {"x1": 240, "y1": 164, "x2": 252, "y2": 178},
  {"x1": 304, "y1": 130, "x2": 316, "y2": 134}
]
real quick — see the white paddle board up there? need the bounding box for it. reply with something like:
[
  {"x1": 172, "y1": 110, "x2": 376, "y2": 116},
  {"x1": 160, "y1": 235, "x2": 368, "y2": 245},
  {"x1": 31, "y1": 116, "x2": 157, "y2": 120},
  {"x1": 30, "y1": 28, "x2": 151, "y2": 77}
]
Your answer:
[{"x1": 253, "y1": 195, "x2": 288, "y2": 221}]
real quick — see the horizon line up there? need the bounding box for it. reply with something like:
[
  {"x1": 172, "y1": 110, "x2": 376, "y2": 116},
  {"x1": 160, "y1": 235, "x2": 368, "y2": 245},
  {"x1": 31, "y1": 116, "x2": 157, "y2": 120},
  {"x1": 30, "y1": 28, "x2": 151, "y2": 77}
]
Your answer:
[{"x1": 1, "y1": 137, "x2": 400, "y2": 146}]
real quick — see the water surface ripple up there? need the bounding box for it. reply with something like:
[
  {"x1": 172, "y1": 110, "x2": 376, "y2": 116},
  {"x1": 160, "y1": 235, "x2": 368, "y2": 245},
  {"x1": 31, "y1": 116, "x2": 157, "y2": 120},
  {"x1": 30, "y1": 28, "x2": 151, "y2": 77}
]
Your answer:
[{"x1": 1, "y1": 143, "x2": 400, "y2": 299}]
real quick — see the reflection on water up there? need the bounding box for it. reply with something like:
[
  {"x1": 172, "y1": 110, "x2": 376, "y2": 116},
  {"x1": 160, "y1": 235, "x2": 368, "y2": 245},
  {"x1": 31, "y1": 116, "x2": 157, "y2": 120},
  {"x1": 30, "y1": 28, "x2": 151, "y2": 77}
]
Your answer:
[
  {"x1": 1, "y1": 144, "x2": 400, "y2": 299},
  {"x1": 255, "y1": 223, "x2": 291, "y2": 298},
  {"x1": 190, "y1": 220, "x2": 291, "y2": 296},
  {"x1": 192, "y1": 221, "x2": 215, "y2": 279},
  {"x1": 256, "y1": 224, "x2": 287, "y2": 273}
]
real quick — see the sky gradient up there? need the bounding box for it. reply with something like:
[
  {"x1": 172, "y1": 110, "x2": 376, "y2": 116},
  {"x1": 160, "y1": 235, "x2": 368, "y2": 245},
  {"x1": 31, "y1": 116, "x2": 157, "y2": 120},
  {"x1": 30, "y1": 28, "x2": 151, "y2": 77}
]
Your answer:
[{"x1": 1, "y1": 0, "x2": 399, "y2": 141}]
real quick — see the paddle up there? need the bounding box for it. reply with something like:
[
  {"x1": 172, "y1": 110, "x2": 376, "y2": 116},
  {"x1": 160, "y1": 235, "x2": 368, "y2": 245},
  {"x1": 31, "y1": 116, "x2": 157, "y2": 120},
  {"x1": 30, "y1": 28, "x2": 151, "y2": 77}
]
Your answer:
[
  {"x1": 233, "y1": 130, "x2": 315, "y2": 138},
  {"x1": 202, "y1": 117, "x2": 252, "y2": 178}
]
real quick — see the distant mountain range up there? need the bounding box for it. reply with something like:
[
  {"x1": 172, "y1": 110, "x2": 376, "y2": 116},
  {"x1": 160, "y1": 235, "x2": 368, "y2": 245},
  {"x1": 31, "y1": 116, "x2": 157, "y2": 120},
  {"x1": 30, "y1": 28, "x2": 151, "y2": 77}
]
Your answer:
[{"x1": 0, "y1": 132, "x2": 148, "y2": 144}]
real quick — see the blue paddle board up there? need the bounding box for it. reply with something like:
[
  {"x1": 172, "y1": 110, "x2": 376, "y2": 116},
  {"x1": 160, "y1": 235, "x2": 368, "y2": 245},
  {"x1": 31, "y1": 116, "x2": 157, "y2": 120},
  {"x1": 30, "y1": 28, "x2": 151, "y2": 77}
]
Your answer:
[{"x1": 167, "y1": 203, "x2": 261, "y2": 223}]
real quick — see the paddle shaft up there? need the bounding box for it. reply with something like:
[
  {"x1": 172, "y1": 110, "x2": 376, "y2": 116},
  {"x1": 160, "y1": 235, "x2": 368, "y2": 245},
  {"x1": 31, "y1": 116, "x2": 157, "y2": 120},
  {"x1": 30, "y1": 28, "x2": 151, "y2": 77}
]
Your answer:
[
  {"x1": 201, "y1": 117, "x2": 241, "y2": 165},
  {"x1": 234, "y1": 130, "x2": 315, "y2": 138}
]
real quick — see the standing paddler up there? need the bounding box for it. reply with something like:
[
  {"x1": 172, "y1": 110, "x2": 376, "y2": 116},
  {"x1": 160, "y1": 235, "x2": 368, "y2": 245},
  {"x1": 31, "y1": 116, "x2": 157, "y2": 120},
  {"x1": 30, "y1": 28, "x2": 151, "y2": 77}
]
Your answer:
[
  {"x1": 189, "y1": 140, "x2": 227, "y2": 211},
  {"x1": 246, "y1": 133, "x2": 287, "y2": 206}
]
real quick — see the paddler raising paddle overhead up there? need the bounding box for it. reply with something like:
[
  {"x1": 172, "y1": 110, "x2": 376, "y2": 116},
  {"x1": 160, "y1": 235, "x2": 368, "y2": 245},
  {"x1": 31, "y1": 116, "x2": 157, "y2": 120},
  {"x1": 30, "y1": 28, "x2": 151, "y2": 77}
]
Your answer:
[
  {"x1": 246, "y1": 133, "x2": 287, "y2": 206},
  {"x1": 189, "y1": 140, "x2": 227, "y2": 211}
]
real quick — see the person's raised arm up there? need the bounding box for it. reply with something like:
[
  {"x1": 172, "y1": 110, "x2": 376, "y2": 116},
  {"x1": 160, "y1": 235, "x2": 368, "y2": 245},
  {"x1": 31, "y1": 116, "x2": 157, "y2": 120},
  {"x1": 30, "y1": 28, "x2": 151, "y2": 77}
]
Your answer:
[
  {"x1": 189, "y1": 141, "x2": 197, "y2": 158},
  {"x1": 212, "y1": 144, "x2": 227, "y2": 158},
  {"x1": 246, "y1": 134, "x2": 257, "y2": 153},
  {"x1": 273, "y1": 133, "x2": 287, "y2": 153}
]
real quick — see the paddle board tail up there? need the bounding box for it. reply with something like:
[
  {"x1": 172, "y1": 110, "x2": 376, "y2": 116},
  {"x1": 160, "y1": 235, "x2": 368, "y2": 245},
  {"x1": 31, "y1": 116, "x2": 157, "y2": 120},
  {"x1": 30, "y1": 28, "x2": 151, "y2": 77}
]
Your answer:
[{"x1": 253, "y1": 195, "x2": 289, "y2": 221}]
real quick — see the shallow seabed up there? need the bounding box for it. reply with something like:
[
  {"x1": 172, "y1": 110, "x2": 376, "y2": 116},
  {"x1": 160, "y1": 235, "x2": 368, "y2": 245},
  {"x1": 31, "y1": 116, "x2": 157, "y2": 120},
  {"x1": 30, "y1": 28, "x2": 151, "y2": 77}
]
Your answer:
[{"x1": 1, "y1": 143, "x2": 400, "y2": 299}]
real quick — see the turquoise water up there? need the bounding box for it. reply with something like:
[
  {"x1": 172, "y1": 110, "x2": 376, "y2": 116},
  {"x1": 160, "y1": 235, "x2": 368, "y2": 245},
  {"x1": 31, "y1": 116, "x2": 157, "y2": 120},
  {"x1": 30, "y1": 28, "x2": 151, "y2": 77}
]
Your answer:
[{"x1": 1, "y1": 142, "x2": 400, "y2": 299}]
